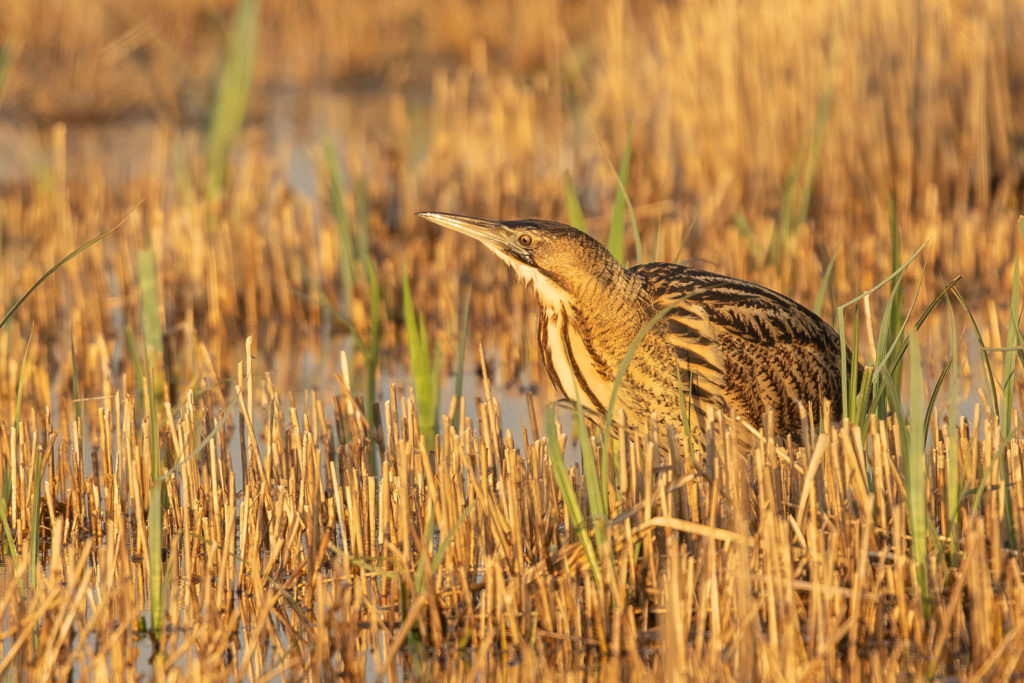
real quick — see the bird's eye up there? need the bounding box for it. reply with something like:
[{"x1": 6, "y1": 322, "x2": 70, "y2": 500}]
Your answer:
[{"x1": 518, "y1": 234, "x2": 533, "y2": 247}]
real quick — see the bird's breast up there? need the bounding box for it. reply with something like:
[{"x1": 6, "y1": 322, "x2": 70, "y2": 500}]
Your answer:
[{"x1": 539, "y1": 306, "x2": 613, "y2": 415}]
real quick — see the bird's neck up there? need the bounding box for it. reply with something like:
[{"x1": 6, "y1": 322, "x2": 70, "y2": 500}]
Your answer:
[{"x1": 536, "y1": 263, "x2": 651, "y2": 334}]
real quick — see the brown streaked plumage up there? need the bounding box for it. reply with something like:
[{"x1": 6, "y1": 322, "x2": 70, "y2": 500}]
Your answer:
[{"x1": 418, "y1": 211, "x2": 860, "y2": 452}]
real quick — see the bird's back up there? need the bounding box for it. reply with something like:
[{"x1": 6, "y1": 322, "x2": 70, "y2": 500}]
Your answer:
[{"x1": 632, "y1": 262, "x2": 853, "y2": 439}]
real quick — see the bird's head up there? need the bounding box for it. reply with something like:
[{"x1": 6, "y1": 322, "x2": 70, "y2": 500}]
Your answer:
[{"x1": 417, "y1": 212, "x2": 618, "y2": 309}]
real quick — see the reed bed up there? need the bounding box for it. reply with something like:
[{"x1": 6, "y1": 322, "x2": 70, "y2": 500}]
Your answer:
[
  {"x1": 0, "y1": 0, "x2": 1023, "y2": 678},
  {"x1": 0, "y1": 343, "x2": 1021, "y2": 678}
]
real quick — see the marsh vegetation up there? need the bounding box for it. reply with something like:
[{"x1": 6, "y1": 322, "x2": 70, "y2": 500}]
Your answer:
[{"x1": 0, "y1": 0, "x2": 1023, "y2": 678}]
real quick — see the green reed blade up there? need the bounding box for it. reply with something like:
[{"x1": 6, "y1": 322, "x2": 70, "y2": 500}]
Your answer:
[
  {"x1": 13, "y1": 327, "x2": 31, "y2": 427},
  {"x1": 944, "y1": 300, "x2": 961, "y2": 563},
  {"x1": 608, "y1": 130, "x2": 632, "y2": 264},
  {"x1": 28, "y1": 436, "x2": 54, "y2": 593},
  {"x1": 906, "y1": 330, "x2": 931, "y2": 615},
  {"x1": 206, "y1": 0, "x2": 259, "y2": 196},
  {"x1": 403, "y1": 272, "x2": 439, "y2": 445},
  {"x1": 998, "y1": 258, "x2": 1021, "y2": 548},
  {"x1": 813, "y1": 251, "x2": 837, "y2": 316},
  {"x1": 1, "y1": 209, "x2": 133, "y2": 332},
  {"x1": 546, "y1": 407, "x2": 599, "y2": 583},
  {"x1": 70, "y1": 335, "x2": 83, "y2": 424},
  {"x1": 0, "y1": 40, "x2": 12, "y2": 109},
  {"x1": 565, "y1": 172, "x2": 587, "y2": 233},
  {"x1": 602, "y1": 304, "x2": 676, "y2": 448},
  {"x1": 574, "y1": 398, "x2": 607, "y2": 524},
  {"x1": 453, "y1": 290, "x2": 472, "y2": 431},
  {"x1": 324, "y1": 142, "x2": 356, "y2": 314}
]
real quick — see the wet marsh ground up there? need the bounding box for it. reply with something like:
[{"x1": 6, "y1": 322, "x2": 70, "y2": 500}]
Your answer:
[{"x1": 0, "y1": 0, "x2": 1024, "y2": 679}]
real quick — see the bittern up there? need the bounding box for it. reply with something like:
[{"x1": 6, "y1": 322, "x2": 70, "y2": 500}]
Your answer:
[{"x1": 418, "y1": 211, "x2": 857, "y2": 452}]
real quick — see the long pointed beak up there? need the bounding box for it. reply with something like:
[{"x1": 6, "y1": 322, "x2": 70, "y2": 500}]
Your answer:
[{"x1": 416, "y1": 212, "x2": 518, "y2": 253}]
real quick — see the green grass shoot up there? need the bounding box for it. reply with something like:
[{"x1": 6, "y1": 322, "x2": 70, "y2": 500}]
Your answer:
[
  {"x1": 452, "y1": 291, "x2": 472, "y2": 431},
  {"x1": 364, "y1": 265, "x2": 383, "y2": 432},
  {"x1": 28, "y1": 436, "x2": 54, "y2": 593},
  {"x1": 768, "y1": 81, "x2": 833, "y2": 268},
  {"x1": 836, "y1": 236, "x2": 928, "y2": 424},
  {"x1": 144, "y1": 364, "x2": 164, "y2": 640},
  {"x1": 944, "y1": 300, "x2": 961, "y2": 563},
  {"x1": 0, "y1": 40, "x2": 11, "y2": 110},
  {"x1": 573, "y1": 399, "x2": 608, "y2": 525},
  {"x1": 13, "y1": 327, "x2": 30, "y2": 428},
  {"x1": 794, "y1": 83, "x2": 833, "y2": 227},
  {"x1": 997, "y1": 254, "x2": 1021, "y2": 548},
  {"x1": 601, "y1": 304, "x2": 677, "y2": 450},
  {"x1": 812, "y1": 251, "x2": 837, "y2": 316},
  {"x1": 128, "y1": 245, "x2": 169, "y2": 644},
  {"x1": 127, "y1": 324, "x2": 166, "y2": 643},
  {"x1": 607, "y1": 131, "x2": 631, "y2": 264},
  {"x1": 545, "y1": 407, "x2": 600, "y2": 583},
  {"x1": 138, "y1": 248, "x2": 165, "y2": 400},
  {"x1": 905, "y1": 330, "x2": 931, "y2": 615},
  {"x1": 324, "y1": 141, "x2": 356, "y2": 315},
  {"x1": 0, "y1": 479, "x2": 16, "y2": 568},
  {"x1": 879, "y1": 200, "x2": 906, "y2": 399},
  {"x1": 206, "y1": 0, "x2": 260, "y2": 197},
  {"x1": 402, "y1": 272, "x2": 441, "y2": 446},
  {"x1": 674, "y1": 367, "x2": 698, "y2": 465},
  {"x1": 564, "y1": 172, "x2": 587, "y2": 232},
  {"x1": 70, "y1": 335, "x2": 83, "y2": 424},
  {"x1": 320, "y1": 155, "x2": 381, "y2": 439},
  {"x1": 0, "y1": 212, "x2": 132, "y2": 333},
  {"x1": 354, "y1": 179, "x2": 371, "y2": 264}
]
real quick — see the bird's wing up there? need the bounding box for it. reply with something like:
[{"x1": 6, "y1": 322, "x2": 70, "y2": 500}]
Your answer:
[{"x1": 631, "y1": 262, "x2": 848, "y2": 431}]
